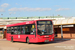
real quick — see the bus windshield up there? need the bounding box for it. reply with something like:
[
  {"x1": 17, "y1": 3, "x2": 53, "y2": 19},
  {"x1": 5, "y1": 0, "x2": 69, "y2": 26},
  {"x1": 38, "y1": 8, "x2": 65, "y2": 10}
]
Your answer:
[{"x1": 37, "y1": 21, "x2": 53, "y2": 35}]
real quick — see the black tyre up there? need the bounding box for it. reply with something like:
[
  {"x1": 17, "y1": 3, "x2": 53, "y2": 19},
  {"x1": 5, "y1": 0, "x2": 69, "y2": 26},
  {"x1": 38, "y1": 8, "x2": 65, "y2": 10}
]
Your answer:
[
  {"x1": 11, "y1": 37, "x2": 14, "y2": 42},
  {"x1": 26, "y1": 38, "x2": 30, "y2": 44}
]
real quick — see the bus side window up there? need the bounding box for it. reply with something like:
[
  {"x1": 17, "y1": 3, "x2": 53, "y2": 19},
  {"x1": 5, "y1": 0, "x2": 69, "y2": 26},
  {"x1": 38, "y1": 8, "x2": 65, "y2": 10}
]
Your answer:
[
  {"x1": 25, "y1": 25, "x2": 30, "y2": 34},
  {"x1": 7, "y1": 27, "x2": 9, "y2": 33},
  {"x1": 21, "y1": 26, "x2": 25, "y2": 34},
  {"x1": 14, "y1": 27, "x2": 18, "y2": 34},
  {"x1": 17, "y1": 26, "x2": 21, "y2": 34},
  {"x1": 11, "y1": 27, "x2": 14, "y2": 34},
  {"x1": 30, "y1": 25, "x2": 36, "y2": 35},
  {"x1": 7, "y1": 27, "x2": 11, "y2": 33},
  {"x1": 25, "y1": 24, "x2": 35, "y2": 35}
]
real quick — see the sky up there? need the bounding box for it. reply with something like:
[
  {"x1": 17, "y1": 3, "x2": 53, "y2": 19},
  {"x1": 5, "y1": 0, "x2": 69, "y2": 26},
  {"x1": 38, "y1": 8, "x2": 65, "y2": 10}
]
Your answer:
[{"x1": 0, "y1": 0, "x2": 75, "y2": 17}]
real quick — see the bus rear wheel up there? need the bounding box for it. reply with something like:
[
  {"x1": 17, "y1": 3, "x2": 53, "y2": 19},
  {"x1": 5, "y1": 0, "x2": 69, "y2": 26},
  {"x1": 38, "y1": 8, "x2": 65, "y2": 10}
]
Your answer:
[
  {"x1": 11, "y1": 37, "x2": 14, "y2": 42},
  {"x1": 26, "y1": 38, "x2": 30, "y2": 44}
]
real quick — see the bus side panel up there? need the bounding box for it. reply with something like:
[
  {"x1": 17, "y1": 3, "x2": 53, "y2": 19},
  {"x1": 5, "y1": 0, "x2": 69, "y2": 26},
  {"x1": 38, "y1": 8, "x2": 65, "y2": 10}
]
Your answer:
[
  {"x1": 17, "y1": 35, "x2": 36, "y2": 42},
  {"x1": 28, "y1": 35, "x2": 36, "y2": 42},
  {"x1": 11, "y1": 35, "x2": 19, "y2": 41},
  {"x1": 6, "y1": 33, "x2": 11, "y2": 41},
  {"x1": 17, "y1": 35, "x2": 27, "y2": 42}
]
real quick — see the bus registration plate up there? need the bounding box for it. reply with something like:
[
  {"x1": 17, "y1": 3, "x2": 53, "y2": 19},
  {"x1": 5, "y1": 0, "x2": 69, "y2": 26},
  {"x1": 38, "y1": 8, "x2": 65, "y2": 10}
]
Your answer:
[{"x1": 45, "y1": 40, "x2": 49, "y2": 42}]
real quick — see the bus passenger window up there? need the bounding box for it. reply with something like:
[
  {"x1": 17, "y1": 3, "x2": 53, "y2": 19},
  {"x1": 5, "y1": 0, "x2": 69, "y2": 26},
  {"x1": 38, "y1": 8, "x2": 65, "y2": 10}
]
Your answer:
[
  {"x1": 14, "y1": 29, "x2": 17, "y2": 34},
  {"x1": 7, "y1": 27, "x2": 11, "y2": 33},
  {"x1": 17, "y1": 26, "x2": 21, "y2": 34},
  {"x1": 11, "y1": 29, "x2": 14, "y2": 34},
  {"x1": 21, "y1": 26, "x2": 25, "y2": 34},
  {"x1": 25, "y1": 24, "x2": 36, "y2": 35},
  {"x1": 30, "y1": 25, "x2": 36, "y2": 35},
  {"x1": 11, "y1": 27, "x2": 14, "y2": 34},
  {"x1": 25, "y1": 26, "x2": 30, "y2": 34},
  {"x1": 14, "y1": 27, "x2": 18, "y2": 34}
]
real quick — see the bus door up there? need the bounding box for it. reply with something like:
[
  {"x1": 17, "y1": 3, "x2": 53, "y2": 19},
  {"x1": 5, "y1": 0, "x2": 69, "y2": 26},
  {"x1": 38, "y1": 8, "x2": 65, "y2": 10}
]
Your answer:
[{"x1": 28, "y1": 24, "x2": 36, "y2": 42}]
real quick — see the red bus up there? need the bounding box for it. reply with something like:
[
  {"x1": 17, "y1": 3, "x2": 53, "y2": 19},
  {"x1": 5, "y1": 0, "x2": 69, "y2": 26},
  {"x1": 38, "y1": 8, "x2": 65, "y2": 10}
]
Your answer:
[{"x1": 6, "y1": 20, "x2": 54, "y2": 43}]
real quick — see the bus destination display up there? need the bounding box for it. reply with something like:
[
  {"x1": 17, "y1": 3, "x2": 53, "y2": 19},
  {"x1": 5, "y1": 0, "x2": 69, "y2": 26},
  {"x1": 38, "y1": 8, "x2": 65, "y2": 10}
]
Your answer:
[{"x1": 37, "y1": 21, "x2": 52, "y2": 24}]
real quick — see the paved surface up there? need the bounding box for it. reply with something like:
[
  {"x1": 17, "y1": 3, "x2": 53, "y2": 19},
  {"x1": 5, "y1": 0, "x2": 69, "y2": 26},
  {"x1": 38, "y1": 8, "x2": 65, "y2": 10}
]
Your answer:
[{"x1": 0, "y1": 38, "x2": 75, "y2": 50}]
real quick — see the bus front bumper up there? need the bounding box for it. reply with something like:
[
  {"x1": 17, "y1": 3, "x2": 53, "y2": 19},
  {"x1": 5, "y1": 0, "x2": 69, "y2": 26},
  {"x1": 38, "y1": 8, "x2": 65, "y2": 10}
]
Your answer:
[{"x1": 30, "y1": 37, "x2": 54, "y2": 43}]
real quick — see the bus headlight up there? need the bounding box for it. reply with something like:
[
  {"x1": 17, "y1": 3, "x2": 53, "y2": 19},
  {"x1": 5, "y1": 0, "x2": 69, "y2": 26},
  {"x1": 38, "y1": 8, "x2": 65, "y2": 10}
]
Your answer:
[{"x1": 51, "y1": 39, "x2": 53, "y2": 41}]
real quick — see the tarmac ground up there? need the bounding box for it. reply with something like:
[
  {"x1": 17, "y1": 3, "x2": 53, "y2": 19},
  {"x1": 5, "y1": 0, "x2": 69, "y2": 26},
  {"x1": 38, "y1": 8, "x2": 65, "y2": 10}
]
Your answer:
[{"x1": 0, "y1": 38, "x2": 75, "y2": 50}]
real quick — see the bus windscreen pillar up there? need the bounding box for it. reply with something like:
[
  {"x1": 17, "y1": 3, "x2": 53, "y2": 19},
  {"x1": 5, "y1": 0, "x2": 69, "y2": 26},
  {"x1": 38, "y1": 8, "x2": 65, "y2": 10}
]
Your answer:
[{"x1": 61, "y1": 25, "x2": 63, "y2": 39}]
